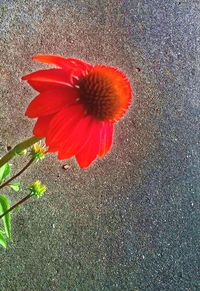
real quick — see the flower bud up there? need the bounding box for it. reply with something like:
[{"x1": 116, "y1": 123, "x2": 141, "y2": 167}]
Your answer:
[
  {"x1": 31, "y1": 143, "x2": 46, "y2": 160},
  {"x1": 28, "y1": 180, "x2": 46, "y2": 198}
]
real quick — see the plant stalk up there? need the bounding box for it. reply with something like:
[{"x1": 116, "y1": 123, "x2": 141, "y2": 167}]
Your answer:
[
  {"x1": 0, "y1": 158, "x2": 35, "y2": 189},
  {"x1": 0, "y1": 194, "x2": 32, "y2": 219},
  {"x1": 0, "y1": 137, "x2": 42, "y2": 168}
]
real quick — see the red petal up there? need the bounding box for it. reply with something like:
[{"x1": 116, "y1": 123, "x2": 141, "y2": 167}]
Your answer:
[
  {"x1": 98, "y1": 122, "x2": 106, "y2": 157},
  {"x1": 75, "y1": 120, "x2": 102, "y2": 168},
  {"x1": 66, "y1": 58, "x2": 92, "y2": 71},
  {"x1": 33, "y1": 114, "x2": 54, "y2": 137},
  {"x1": 46, "y1": 104, "x2": 85, "y2": 146},
  {"x1": 57, "y1": 115, "x2": 93, "y2": 160},
  {"x1": 47, "y1": 144, "x2": 59, "y2": 152},
  {"x1": 33, "y1": 55, "x2": 92, "y2": 71},
  {"x1": 32, "y1": 55, "x2": 74, "y2": 70},
  {"x1": 22, "y1": 68, "x2": 72, "y2": 86},
  {"x1": 25, "y1": 88, "x2": 78, "y2": 118},
  {"x1": 27, "y1": 80, "x2": 70, "y2": 92},
  {"x1": 99, "y1": 122, "x2": 114, "y2": 157}
]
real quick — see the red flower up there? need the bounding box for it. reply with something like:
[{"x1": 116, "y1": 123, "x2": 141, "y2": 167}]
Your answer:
[{"x1": 22, "y1": 55, "x2": 132, "y2": 168}]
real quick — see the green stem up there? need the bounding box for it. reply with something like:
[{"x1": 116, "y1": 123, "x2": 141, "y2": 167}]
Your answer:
[
  {"x1": 0, "y1": 137, "x2": 42, "y2": 168},
  {"x1": 0, "y1": 158, "x2": 35, "y2": 189},
  {"x1": 0, "y1": 194, "x2": 32, "y2": 219}
]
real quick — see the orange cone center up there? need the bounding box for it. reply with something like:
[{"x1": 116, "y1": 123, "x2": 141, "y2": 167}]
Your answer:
[{"x1": 79, "y1": 66, "x2": 129, "y2": 121}]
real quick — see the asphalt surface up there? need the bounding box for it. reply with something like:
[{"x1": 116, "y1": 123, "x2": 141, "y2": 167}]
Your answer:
[{"x1": 0, "y1": 1, "x2": 199, "y2": 290}]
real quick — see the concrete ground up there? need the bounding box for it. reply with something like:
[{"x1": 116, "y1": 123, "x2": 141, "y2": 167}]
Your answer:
[{"x1": 0, "y1": 0, "x2": 199, "y2": 290}]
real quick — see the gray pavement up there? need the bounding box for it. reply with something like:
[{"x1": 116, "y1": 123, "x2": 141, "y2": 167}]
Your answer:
[{"x1": 0, "y1": 0, "x2": 199, "y2": 290}]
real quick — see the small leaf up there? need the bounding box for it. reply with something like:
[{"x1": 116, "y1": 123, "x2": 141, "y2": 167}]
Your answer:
[
  {"x1": 0, "y1": 163, "x2": 11, "y2": 182},
  {"x1": 0, "y1": 195, "x2": 11, "y2": 240},
  {"x1": 0, "y1": 229, "x2": 7, "y2": 248},
  {"x1": 9, "y1": 182, "x2": 20, "y2": 192}
]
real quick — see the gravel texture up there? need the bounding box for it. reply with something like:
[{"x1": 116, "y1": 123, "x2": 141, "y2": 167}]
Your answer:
[{"x1": 0, "y1": 0, "x2": 199, "y2": 290}]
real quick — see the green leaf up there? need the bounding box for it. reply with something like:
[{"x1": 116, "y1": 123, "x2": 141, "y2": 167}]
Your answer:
[
  {"x1": 0, "y1": 163, "x2": 11, "y2": 182},
  {"x1": 0, "y1": 195, "x2": 11, "y2": 240},
  {"x1": 0, "y1": 229, "x2": 7, "y2": 248},
  {"x1": 9, "y1": 182, "x2": 20, "y2": 192}
]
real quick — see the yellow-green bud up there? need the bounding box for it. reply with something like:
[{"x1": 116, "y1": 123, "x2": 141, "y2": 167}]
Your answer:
[
  {"x1": 28, "y1": 180, "x2": 46, "y2": 198},
  {"x1": 31, "y1": 143, "x2": 46, "y2": 160}
]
